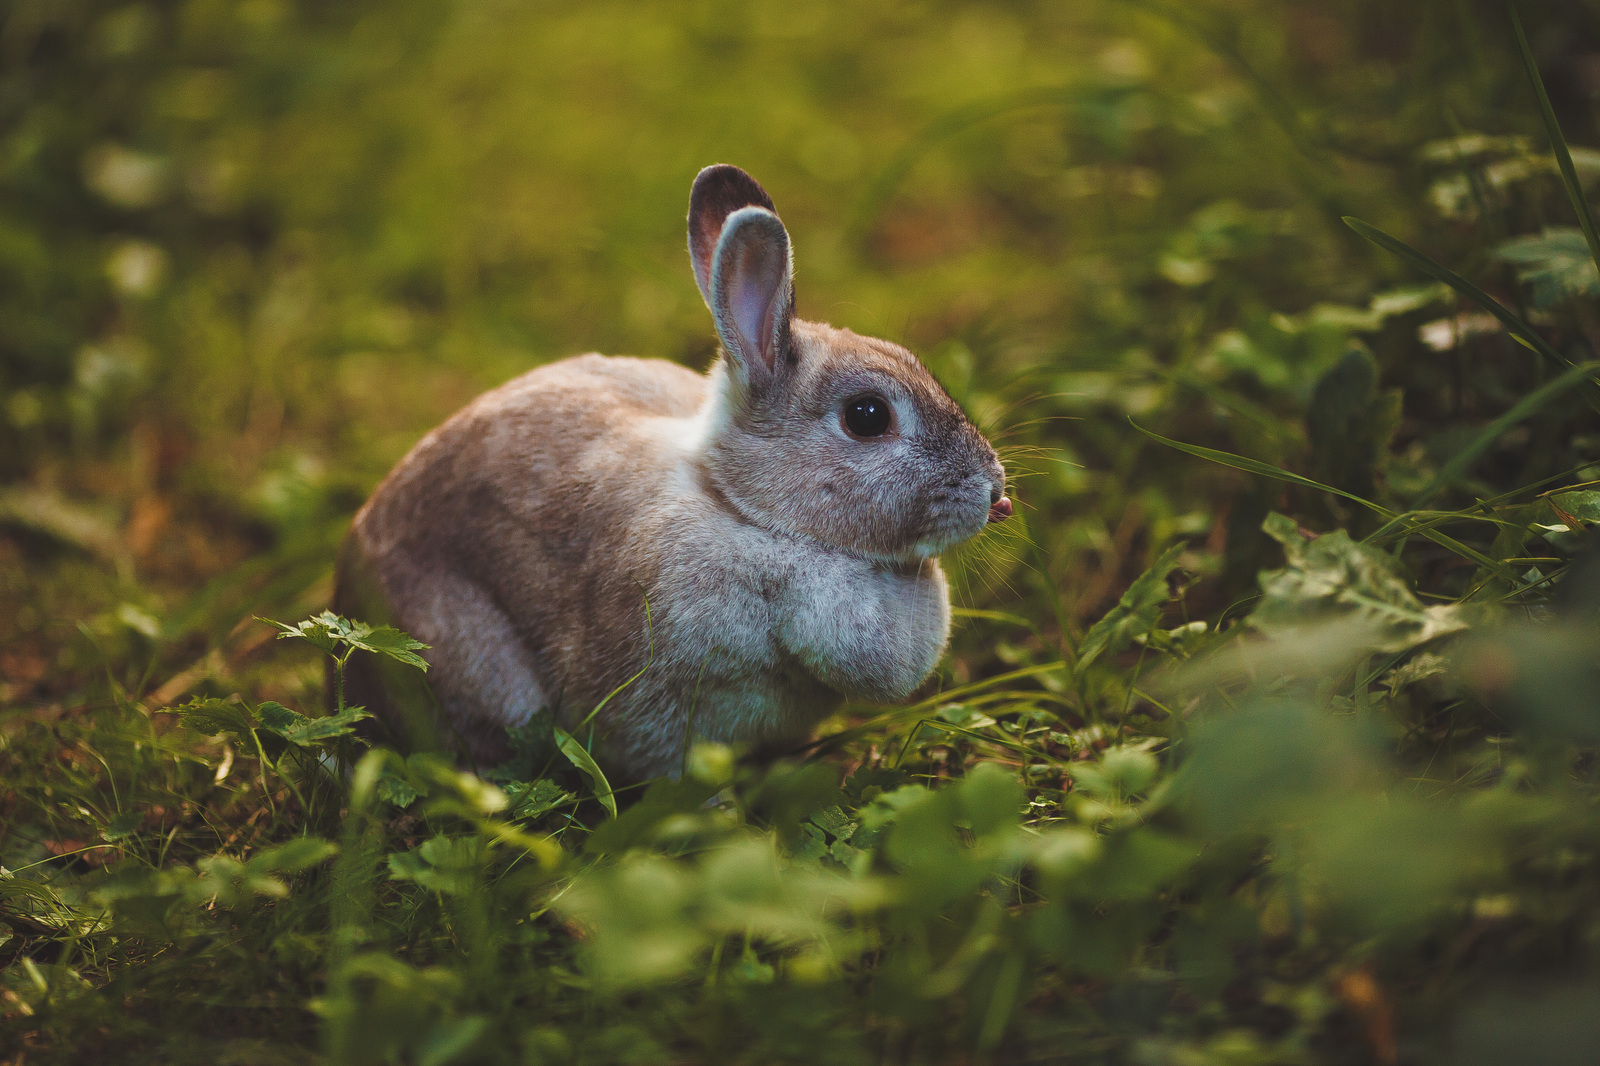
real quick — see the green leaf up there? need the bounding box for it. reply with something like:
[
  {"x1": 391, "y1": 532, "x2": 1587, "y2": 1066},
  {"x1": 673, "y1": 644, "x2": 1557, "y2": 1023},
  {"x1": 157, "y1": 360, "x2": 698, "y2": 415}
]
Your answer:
[
  {"x1": 1512, "y1": 6, "x2": 1600, "y2": 278},
  {"x1": 484, "y1": 720, "x2": 558, "y2": 783},
  {"x1": 1253, "y1": 513, "x2": 1467, "y2": 652},
  {"x1": 1495, "y1": 228, "x2": 1600, "y2": 308},
  {"x1": 1088, "y1": 830, "x2": 1202, "y2": 902},
  {"x1": 256, "y1": 701, "x2": 371, "y2": 747},
  {"x1": 388, "y1": 836, "x2": 483, "y2": 895},
  {"x1": 342, "y1": 624, "x2": 430, "y2": 671},
  {"x1": 811, "y1": 805, "x2": 857, "y2": 841},
  {"x1": 255, "y1": 700, "x2": 306, "y2": 732},
  {"x1": 175, "y1": 696, "x2": 256, "y2": 737},
  {"x1": 101, "y1": 809, "x2": 144, "y2": 842},
  {"x1": 261, "y1": 611, "x2": 429, "y2": 670},
  {"x1": 1367, "y1": 282, "x2": 1452, "y2": 318},
  {"x1": 554, "y1": 726, "x2": 617, "y2": 818},
  {"x1": 1306, "y1": 346, "x2": 1402, "y2": 505},
  {"x1": 376, "y1": 768, "x2": 424, "y2": 809},
  {"x1": 1075, "y1": 544, "x2": 1190, "y2": 669},
  {"x1": 1548, "y1": 489, "x2": 1600, "y2": 524},
  {"x1": 262, "y1": 612, "x2": 344, "y2": 657},
  {"x1": 416, "y1": 1016, "x2": 490, "y2": 1066},
  {"x1": 1077, "y1": 542, "x2": 1186, "y2": 670},
  {"x1": 247, "y1": 837, "x2": 338, "y2": 874},
  {"x1": 584, "y1": 775, "x2": 722, "y2": 856},
  {"x1": 503, "y1": 777, "x2": 572, "y2": 821},
  {"x1": 956, "y1": 762, "x2": 1025, "y2": 839}
]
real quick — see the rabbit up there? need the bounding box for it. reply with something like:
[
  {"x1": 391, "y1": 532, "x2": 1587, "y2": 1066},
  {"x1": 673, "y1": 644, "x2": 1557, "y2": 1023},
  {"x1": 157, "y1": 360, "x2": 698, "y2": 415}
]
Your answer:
[{"x1": 332, "y1": 164, "x2": 1011, "y2": 784}]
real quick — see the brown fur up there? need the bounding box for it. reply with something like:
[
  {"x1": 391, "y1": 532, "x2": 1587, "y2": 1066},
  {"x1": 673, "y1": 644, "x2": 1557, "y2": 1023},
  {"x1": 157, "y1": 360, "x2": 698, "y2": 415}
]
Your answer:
[{"x1": 333, "y1": 167, "x2": 1006, "y2": 783}]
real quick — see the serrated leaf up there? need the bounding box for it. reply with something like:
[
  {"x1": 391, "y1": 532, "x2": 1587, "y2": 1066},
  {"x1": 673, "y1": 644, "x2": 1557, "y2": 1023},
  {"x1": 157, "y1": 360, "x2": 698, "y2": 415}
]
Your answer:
[
  {"x1": 376, "y1": 768, "x2": 423, "y2": 808},
  {"x1": 1253, "y1": 513, "x2": 1466, "y2": 653},
  {"x1": 256, "y1": 701, "x2": 371, "y2": 747},
  {"x1": 286, "y1": 710, "x2": 371, "y2": 744},
  {"x1": 1078, "y1": 542, "x2": 1186, "y2": 670},
  {"x1": 256, "y1": 700, "x2": 309, "y2": 733},
  {"x1": 485, "y1": 720, "x2": 559, "y2": 783},
  {"x1": 503, "y1": 778, "x2": 571, "y2": 821},
  {"x1": 342, "y1": 624, "x2": 430, "y2": 670},
  {"x1": 176, "y1": 697, "x2": 256, "y2": 737},
  {"x1": 554, "y1": 726, "x2": 617, "y2": 818},
  {"x1": 811, "y1": 805, "x2": 856, "y2": 842},
  {"x1": 261, "y1": 610, "x2": 429, "y2": 670},
  {"x1": 263, "y1": 612, "x2": 344, "y2": 657}
]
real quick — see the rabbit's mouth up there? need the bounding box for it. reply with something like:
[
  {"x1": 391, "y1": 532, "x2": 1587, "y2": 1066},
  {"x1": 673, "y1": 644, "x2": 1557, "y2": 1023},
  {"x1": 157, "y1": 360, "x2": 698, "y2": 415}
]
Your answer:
[{"x1": 905, "y1": 502, "x2": 993, "y2": 558}]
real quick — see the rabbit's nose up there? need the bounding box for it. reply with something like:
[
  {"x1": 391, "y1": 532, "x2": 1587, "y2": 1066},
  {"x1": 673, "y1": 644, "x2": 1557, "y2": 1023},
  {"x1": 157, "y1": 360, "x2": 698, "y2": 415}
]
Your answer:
[{"x1": 988, "y1": 493, "x2": 1012, "y2": 524}]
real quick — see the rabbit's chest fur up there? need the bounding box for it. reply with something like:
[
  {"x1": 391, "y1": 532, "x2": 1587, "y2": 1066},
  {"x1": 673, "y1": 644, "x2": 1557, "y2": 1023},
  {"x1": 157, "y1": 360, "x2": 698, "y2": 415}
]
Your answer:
[{"x1": 346, "y1": 354, "x2": 950, "y2": 782}]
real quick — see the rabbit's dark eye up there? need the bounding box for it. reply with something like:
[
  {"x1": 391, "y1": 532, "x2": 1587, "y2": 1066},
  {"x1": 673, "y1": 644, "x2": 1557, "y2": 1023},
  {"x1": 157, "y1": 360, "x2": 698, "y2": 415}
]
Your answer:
[{"x1": 843, "y1": 395, "x2": 892, "y2": 438}]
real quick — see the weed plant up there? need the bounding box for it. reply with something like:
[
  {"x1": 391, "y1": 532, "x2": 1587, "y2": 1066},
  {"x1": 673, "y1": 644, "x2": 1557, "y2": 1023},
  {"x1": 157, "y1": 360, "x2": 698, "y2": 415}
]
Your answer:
[{"x1": 6, "y1": 1, "x2": 1600, "y2": 1063}]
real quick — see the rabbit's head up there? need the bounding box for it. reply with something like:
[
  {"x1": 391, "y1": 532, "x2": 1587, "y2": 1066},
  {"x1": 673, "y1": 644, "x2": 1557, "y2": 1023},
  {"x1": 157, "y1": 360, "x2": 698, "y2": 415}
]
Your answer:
[{"x1": 687, "y1": 164, "x2": 1008, "y2": 564}]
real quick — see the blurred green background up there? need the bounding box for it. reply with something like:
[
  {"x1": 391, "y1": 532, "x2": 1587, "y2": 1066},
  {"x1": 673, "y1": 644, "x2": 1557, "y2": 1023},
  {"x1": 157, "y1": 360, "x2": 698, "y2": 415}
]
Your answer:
[{"x1": 7, "y1": 2, "x2": 1600, "y2": 1063}]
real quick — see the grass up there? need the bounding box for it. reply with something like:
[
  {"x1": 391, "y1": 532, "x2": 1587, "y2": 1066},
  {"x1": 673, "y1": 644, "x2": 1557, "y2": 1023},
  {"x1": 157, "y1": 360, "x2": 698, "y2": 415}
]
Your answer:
[{"x1": 5, "y1": 1, "x2": 1600, "y2": 1063}]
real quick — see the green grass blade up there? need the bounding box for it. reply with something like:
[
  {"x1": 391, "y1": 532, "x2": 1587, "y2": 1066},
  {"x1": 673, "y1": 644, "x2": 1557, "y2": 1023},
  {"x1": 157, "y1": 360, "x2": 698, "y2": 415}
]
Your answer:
[
  {"x1": 950, "y1": 607, "x2": 1048, "y2": 642},
  {"x1": 1364, "y1": 509, "x2": 1523, "y2": 549},
  {"x1": 1345, "y1": 215, "x2": 1600, "y2": 416},
  {"x1": 1365, "y1": 462, "x2": 1596, "y2": 545},
  {"x1": 554, "y1": 726, "x2": 617, "y2": 818},
  {"x1": 1343, "y1": 218, "x2": 1569, "y2": 368},
  {"x1": 1130, "y1": 419, "x2": 1393, "y2": 516},
  {"x1": 951, "y1": 607, "x2": 1042, "y2": 629},
  {"x1": 1512, "y1": 6, "x2": 1600, "y2": 277},
  {"x1": 902, "y1": 661, "x2": 1069, "y2": 714},
  {"x1": 800, "y1": 662, "x2": 1072, "y2": 754},
  {"x1": 1133, "y1": 420, "x2": 1517, "y2": 581},
  {"x1": 577, "y1": 595, "x2": 654, "y2": 731},
  {"x1": 1410, "y1": 360, "x2": 1600, "y2": 507}
]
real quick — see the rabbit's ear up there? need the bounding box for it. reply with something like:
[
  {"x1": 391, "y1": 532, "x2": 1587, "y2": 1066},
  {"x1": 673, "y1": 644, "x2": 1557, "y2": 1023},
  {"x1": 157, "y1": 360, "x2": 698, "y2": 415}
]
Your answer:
[
  {"x1": 708, "y1": 206, "x2": 794, "y2": 381},
  {"x1": 688, "y1": 165, "x2": 778, "y2": 305}
]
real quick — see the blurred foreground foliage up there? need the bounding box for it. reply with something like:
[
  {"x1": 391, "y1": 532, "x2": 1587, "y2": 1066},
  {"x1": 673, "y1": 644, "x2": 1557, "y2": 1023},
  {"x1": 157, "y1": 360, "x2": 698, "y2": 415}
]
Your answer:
[{"x1": 7, "y1": 0, "x2": 1600, "y2": 1062}]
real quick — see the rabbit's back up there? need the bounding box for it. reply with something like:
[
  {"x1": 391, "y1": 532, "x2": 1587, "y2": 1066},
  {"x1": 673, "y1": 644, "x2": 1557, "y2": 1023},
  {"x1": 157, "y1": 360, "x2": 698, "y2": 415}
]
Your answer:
[
  {"x1": 336, "y1": 354, "x2": 713, "y2": 764},
  {"x1": 357, "y1": 353, "x2": 706, "y2": 553}
]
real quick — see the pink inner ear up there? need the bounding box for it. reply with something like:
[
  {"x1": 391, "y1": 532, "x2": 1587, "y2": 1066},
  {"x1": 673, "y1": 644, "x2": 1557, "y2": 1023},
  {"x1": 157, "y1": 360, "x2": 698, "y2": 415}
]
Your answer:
[{"x1": 719, "y1": 216, "x2": 790, "y2": 373}]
